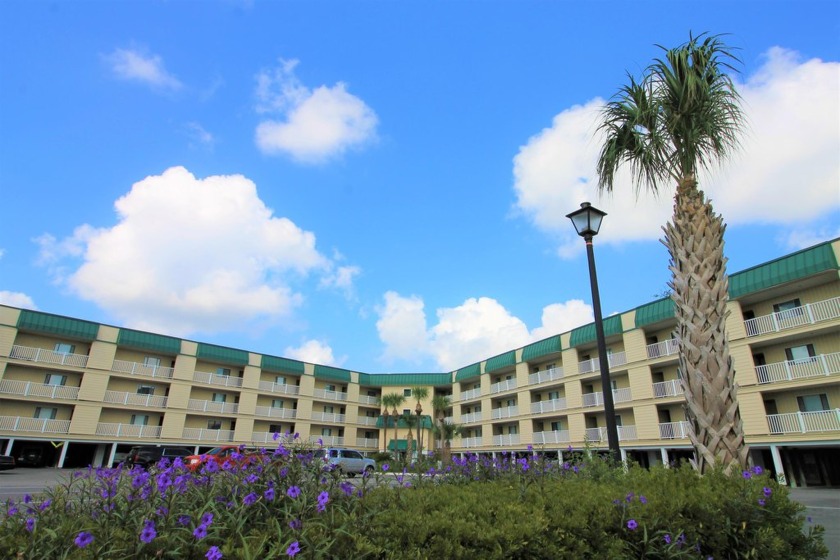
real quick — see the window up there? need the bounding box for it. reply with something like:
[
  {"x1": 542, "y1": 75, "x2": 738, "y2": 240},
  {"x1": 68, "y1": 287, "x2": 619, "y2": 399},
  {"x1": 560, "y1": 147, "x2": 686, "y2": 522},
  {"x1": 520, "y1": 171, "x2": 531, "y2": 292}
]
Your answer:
[
  {"x1": 130, "y1": 414, "x2": 149, "y2": 426},
  {"x1": 207, "y1": 420, "x2": 222, "y2": 430},
  {"x1": 366, "y1": 410, "x2": 376, "y2": 417},
  {"x1": 344, "y1": 450, "x2": 362, "y2": 459},
  {"x1": 364, "y1": 431, "x2": 374, "y2": 439},
  {"x1": 325, "y1": 384, "x2": 336, "y2": 392},
  {"x1": 531, "y1": 366, "x2": 540, "y2": 374},
  {"x1": 610, "y1": 379, "x2": 618, "y2": 391},
  {"x1": 34, "y1": 407, "x2": 58, "y2": 420},
  {"x1": 272, "y1": 399, "x2": 284, "y2": 409},
  {"x1": 797, "y1": 394, "x2": 829, "y2": 413},
  {"x1": 550, "y1": 421, "x2": 563, "y2": 432},
  {"x1": 275, "y1": 376, "x2": 287, "y2": 385},
  {"x1": 505, "y1": 398, "x2": 515, "y2": 407},
  {"x1": 324, "y1": 405, "x2": 334, "y2": 414},
  {"x1": 137, "y1": 385, "x2": 155, "y2": 395},
  {"x1": 44, "y1": 374, "x2": 67, "y2": 386},
  {"x1": 773, "y1": 299, "x2": 801, "y2": 313},
  {"x1": 54, "y1": 343, "x2": 75, "y2": 354},
  {"x1": 546, "y1": 363, "x2": 556, "y2": 370},
  {"x1": 403, "y1": 409, "x2": 411, "y2": 416},
  {"x1": 144, "y1": 356, "x2": 161, "y2": 368},
  {"x1": 321, "y1": 428, "x2": 332, "y2": 437},
  {"x1": 403, "y1": 389, "x2": 412, "y2": 397},
  {"x1": 786, "y1": 344, "x2": 816, "y2": 363},
  {"x1": 212, "y1": 393, "x2": 226, "y2": 403},
  {"x1": 507, "y1": 425, "x2": 518, "y2": 435},
  {"x1": 548, "y1": 391, "x2": 560, "y2": 400},
  {"x1": 216, "y1": 368, "x2": 231, "y2": 377},
  {"x1": 615, "y1": 415, "x2": 623, "y2": 427}
]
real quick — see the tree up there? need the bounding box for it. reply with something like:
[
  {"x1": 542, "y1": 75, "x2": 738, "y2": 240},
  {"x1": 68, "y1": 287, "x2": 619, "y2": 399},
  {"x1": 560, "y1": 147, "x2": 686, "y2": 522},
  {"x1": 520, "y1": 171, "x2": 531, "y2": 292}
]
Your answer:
[
  {"x1": 401, "y1": 411, "x2": 418, "y2": 463},
  {"x1": 381, "y1": 393, "x2": 406, "y2": 455},
  {"x1": 379, "y1": 393, "x2": 398, "y2": 453},
  {"x1": 596, "y1": 33, "x2": 749, "y2": 474},
  {"x1": 411, "y1": 387, "x2": 429, "y2": 458},
  {"x1": 430, "y1": 395, "x2": 451, "y2": 455},
  {"x1": 437, "y1": 421, "x2": 461, "y2": 464}
]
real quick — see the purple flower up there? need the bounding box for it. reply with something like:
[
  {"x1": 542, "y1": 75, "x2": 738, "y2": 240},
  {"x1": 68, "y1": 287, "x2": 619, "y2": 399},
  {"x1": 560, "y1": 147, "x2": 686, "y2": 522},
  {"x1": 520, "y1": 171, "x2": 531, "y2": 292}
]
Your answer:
[
  {"x1": 23, "y1": 494, "x2": 32, "y2": 504},
  {"x1": 382, "y1": 463, "x2": 390, "y2": 472},
  {"x1": 193, "y1": 525, "x2": 208, "y2": 540},
  {"x1": 7, "y1": 505, "x2": 18, "y2": 516},
  {"x1": 742, "y1": 470, "x2": 752, "y2": 480},
  {"x1": 201, "y1": 512, "x2": 214, "y2": 526},
  {"x1": 287, "y1": 485, "x2": 301, "y2": 499},
  {"x1": 626, "y1": 519, "x2": 638, "y2": 531},
  {"x1": 39, "y1": 499, "x2": 51, "y2": 511},
  {"x1": 763, "y1": 486, "x2": 772, "y2": 497},
  {"x1": 206, "y1": 545, "x2": 223, "y2": 560},
  {"x1": 140, "y1": 520, "x2": 157, "y2": 543},
  {"x1": 264, "y1": 487, "x2": 276, "y2": 501},
  {"x1": 758, "y1": 498, "x2": 766, "y2": 506},
  {"x1": 156, "y1": 473, "x2": 173, "y2": 493},
  {"x1": 752, "y1": 465, "x2": 763, "y2": 476},
  {"x1": 279, "y1": 467, "x2": 289, "y2": 478},
  {"x1": 625, "y1": 492, "x2": 634, "y2": 502},
  {"x1": 243, "y1": 493, "x2": 258, "y2": 506},
  {"x1": 245, "y1": 474, "x2": 258, "y2": 484},
  {"x1": 25, "y1": 518, "x2": 35, "y2": 532},
  {"x1": 664, "y1": 534, "x2": 672, "y2": 544},
  {"x1": 75, "y1": 531, "x2": 94, "y2": 548},
  {"x1": 287, "y1": 541, "x2": 301, "y2": 557},
  {"x1": 178, "y1": 515, "x2": 191, "y2": 526},
  {"x1": 639, "y1": 495, "x2": 647, "y2": 505},
  {"x1": 289, "y1": 518, "x2": 302, "y2": 531},
  {"x1": 317, "y1": 491, "x2": 330, "y2": 512},
  {"x1": 272, "y1": 431, "x2": 280, "y2": 441}
]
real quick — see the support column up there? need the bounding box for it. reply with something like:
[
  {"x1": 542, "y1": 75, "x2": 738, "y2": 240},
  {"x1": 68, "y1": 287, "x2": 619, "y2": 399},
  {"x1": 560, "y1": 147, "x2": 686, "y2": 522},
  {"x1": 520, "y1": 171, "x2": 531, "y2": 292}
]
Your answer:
[
  {"x1": 660, "y1": 447, "x2": 670, "y2": 467},
  {"x1": 57, "y1": 441, "x2": 69, "y2": 468},
  {"x1": 770, "y1": 445, "x2": 788, "y2": 486},
  {"x1": 3, "y1": 438, "x2": 14, "y2": 455},
  {"x1": 107, "y1": 443, "x2": 119, "y2": 468}
]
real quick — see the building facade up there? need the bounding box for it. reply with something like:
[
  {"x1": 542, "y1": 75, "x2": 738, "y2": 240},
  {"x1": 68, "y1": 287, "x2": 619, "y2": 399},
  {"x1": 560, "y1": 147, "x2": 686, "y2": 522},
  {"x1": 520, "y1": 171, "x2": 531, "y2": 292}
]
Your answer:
[{"x1": 1, "y1": 240, "x2": 838, "y2": 486}]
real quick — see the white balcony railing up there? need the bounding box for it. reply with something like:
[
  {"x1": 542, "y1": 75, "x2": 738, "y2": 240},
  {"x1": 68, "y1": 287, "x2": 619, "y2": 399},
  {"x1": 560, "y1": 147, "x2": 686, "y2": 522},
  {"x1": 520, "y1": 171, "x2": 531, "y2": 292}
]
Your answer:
[
  {"x1": 0, "y1": 380, "x2": 80, "y2": 400},
  {"x1": 491, "y1": 406, "x2": 518, "y2": 420},
  {"x1": 461, "y1": 436, "x2": 483, "y2": 448},
  {"x1": 95, "y1": 423, "x2": 162, "y2": 439},
  {"x1": 258, "y1": 381, "x2": 300, "y2": 395},
  {"x1": 767, "y1": 410, "x2": 840, "y2": 434},
  {"x1": 530, "y1": 398, "x2": 567, "y2": 414},
  {"x1": 528, "y1": 367, "x2": 564, "y2": 385},
  {"x1": 358, "y1": 416, "x2": 379, "y2": 426},
  {"x1": 193, "y1": 370, "x2": 243, "y2": 388},
  {"x1": 492, "y1": 434, "x2": 520, "y2": 446},
  {"x1": 585, "y1": 425, "x2": 637, "y2": 442},
  {"x1": 182, "y1": 428, "x2": 235, "y2": 442},
  {"x1": 0, "y1": 416, "x2": 71, "y2": 434},
  {"x1": 312, "y1": 389, "x2": 348, "y2": 402},
  {"x1": 358, "y1": 394, "x2": 380, "y2": 405},
  {"x1": 187, "y1": 399, "x2": 239, "y2": 414},
  {"x1": 582, "y1": 388, "x2": 632, "y2": 408},
  {"x1": 646, "y1": 338, "x2": 680, "y2": 360},
  {"x1": 653, "y1": 379, "x2": 684, "y2": 398},
  {"x1": 745, "y1": 296, "x2": 840, "y2": 337},
  {"x1": 312, "y1": 435, "x2": 345, "y2": 447},
  {"x1": 103, "y1": 390, "x2": 168, "y2": 408},
  {"x1": 490, "y1": 379, "x2": 517, "y2": 394},
  {"x1": 659, "y1": 421, "x2": 691, "y2": 439},
  {"x1": 460, "y1": 387, "x2": 482, "y2": 401},
  {"x1": 254, "y1": 406, "x2": 297, "y2": 419},
  {"x1": 532, "y1": 430, "x2": 570, "y2": 445},
  {"x1": 756, "y1": 352, "x2": 840, "y2": 384},
  {"x1": 310, "y1": 412, "x2": 346, "y2": 423},
  {"x1": 578, "y1": 351, "x2": 628, "y2": 374},
  {"x1": 111, "y1": 359, "x2": 174, "y2": 379},
  {"x1": 461, "y1": 411, "x2": 483, "y2": 424},
  {"x1": 356, "y1": 437, "x2": 378, "y2": 448},
  {"x1": 10, "y1": 345, "x2": 89, "y2": 368}
]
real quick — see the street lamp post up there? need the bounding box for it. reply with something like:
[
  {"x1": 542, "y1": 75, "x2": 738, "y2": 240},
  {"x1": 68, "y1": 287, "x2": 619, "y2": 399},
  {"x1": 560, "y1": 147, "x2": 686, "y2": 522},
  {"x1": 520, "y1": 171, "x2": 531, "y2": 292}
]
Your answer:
[{"x1": 566, "y1": 202, "x2": 621, "y2": 461}]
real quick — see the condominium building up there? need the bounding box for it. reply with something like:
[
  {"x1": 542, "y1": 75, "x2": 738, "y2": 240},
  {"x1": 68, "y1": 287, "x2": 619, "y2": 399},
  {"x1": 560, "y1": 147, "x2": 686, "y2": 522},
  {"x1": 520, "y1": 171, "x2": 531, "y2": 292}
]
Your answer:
[{"x1": 1, "y1": 239, "x2": 838, "y2": 486}]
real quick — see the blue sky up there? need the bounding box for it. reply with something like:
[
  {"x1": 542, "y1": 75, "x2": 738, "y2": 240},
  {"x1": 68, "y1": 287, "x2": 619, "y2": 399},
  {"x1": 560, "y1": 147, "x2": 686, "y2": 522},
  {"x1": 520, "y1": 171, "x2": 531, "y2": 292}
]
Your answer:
[{"x1": 1, "y1": 1, "x2": 838, "y2": 374}]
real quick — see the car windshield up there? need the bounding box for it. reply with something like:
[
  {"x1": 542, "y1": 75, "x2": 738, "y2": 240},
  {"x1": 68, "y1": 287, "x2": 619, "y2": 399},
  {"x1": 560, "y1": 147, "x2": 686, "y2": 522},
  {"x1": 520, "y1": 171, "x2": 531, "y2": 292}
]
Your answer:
[{"x1": 205, "y1": 447, "x2": 223, "y2": 455}]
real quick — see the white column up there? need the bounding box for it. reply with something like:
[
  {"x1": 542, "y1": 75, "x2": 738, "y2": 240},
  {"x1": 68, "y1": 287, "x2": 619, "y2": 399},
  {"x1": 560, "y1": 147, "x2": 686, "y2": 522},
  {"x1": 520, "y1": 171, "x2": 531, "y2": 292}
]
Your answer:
[
  {"x1": 769, "y1": 445, "x2": 788, "y2": 486},
  {"x1": 660, "y1": 447, "x2": 670, "y2": 467},
  {"x1": 56, "y1": 441, "x2": 69, "y2": 468},
  {"x1": 107, "y1": 443, "x2": 119, "y2": 467},
  {"x1": 3, "y1": 438, "x2": 14, "y2": 455}
]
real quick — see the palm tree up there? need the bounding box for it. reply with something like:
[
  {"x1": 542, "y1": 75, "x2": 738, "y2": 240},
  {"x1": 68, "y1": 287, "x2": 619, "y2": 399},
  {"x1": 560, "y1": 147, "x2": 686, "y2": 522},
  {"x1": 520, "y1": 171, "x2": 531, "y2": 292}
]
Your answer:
[
  {"x1": 438, "y1": 421, "x2": 461, "y2": 464},
  {"x1": 596, "y1": 33, "x2": 749, "y2": 474},
  {"x1": 411, "y1": 387, "x2": 429, "y2": 457},
  {"x1": 388, "y1": 393, "x2": 406, "y2": 455},
  {"x1": 379, "y1": 393, "x2": 400, "y2": 454},
  {"x1": 431, "y1": 395, "x2": 451, "y2": 455},
  {"x1": 401, "y1": 411, "x2": 418, "y2": 463}
]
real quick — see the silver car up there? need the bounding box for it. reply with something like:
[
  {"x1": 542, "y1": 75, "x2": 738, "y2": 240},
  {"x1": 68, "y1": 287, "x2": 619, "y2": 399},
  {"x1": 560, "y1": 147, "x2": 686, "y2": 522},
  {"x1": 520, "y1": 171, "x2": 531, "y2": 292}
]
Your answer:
[{"x1": 314, "y1": 448, "x2": 375, "y2": 477}]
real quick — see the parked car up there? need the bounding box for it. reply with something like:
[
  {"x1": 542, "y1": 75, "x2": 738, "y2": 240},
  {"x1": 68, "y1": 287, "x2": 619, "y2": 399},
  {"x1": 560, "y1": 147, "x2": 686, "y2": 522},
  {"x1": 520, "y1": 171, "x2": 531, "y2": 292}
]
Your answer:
[
  {"x1": 0, "y1": 455, "x2": 15, "y2": 471},
  {"x1": 314, "y1": 448, "x2": 376, "y2": 477},
  {"x1": 16, "y1": 446, "x2": 46, "y2": 467},
  {"x1": 184, "y1": 446, "x2": 264, "y2": 472},
  {"x1": 124, "y1": 446, "x2": 193, "y2": 469}
]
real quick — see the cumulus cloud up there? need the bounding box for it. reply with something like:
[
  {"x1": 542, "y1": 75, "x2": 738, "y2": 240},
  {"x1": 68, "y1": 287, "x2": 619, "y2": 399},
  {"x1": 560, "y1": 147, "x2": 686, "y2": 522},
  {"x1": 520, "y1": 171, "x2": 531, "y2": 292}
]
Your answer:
[
  {"x1": 254, "y1": 59, "x2": 378, "y2": 163},
  {"x1": 376, "y1": 292, "x2": 593, "y2": 371},
  {"x1": 105, "y1": 48, "x2": 182, "y2": 91},
  {"x1": 513, "y1": 47, "x2": 840, "y2": 257},
  {"x1": 284, "y1": 339, "x2": 345, "y2": 367},
  {"x1": 36, "y1": 166, "x2": 356, "y2": 336},
  {"x1": 0, "y1": 291, "x2": 37, "y2": 310}
]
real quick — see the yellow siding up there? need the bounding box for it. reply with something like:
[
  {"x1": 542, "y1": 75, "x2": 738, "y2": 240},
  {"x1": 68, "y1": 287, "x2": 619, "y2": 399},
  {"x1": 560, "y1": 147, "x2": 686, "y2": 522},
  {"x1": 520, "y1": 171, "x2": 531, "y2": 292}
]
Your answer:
[
  {"x1": 69, "y1": 404, "x2": 101, "y2": 434},
  {"x1": 88, "y1": 340, "x2": 117, "y2": 371}
]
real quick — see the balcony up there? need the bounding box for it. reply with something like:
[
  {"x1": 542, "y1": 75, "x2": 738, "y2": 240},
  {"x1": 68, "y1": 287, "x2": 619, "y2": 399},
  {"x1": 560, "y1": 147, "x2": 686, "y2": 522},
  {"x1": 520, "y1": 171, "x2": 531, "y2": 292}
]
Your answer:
[
  {"x1": 112, "y1": 359, "x2": 174, "y2": 379},
  {"x1": 187, "y1": 399, "x2": 239, "y2": 414},
  {"x1": 531, "y1": 398, "x2": 567, "y2": 414},
  {"x1": 582, "y1": 388, "x2": 632, "y2": 408},
  {"x1": 460, "y1": 387, "x2": 482, "y2": 401},
  {"x1": 103, "y1": 390, "x2": 168, "y2": 408},
  {"x1": 358, "y1": 394, "x2": 379, "y2": 405},
  {"x1": 490, "y1": 379, "x2": 517, "y2": 394},
  {"x1": 492, "y1": 434, "x2": 520, "y2": 446},
  {"x1": 254, "y1": 406, "x2": 297, "y2": 419},
  {"x1": 533, "y1": 430, "x2": 570, "y2": 445},
  {"x1": 578, "y1": 351, "x2": 627, "y2": 374},
  {"x1": 0, "y1": 380, "x2": 80, "y2": 400},
  {"x1": 193, "y1": 370, "x2": 243, "y2": 388},
  {"x1": 182, "y1": 428, "x2": 235, "y2": 442},
  {"x1": 461, "y1": 411, "x2": 483, "y2": 424},
  {"x1": 312, "y1": 389, "x2": 348, "y2": 402},
  {"x1": 312, "y1": 435, "x2": 345, "y2": 447},
  {"x1": 10, "y1": 345, "x2": 88, "y2": 368},
  {"x1": 356, "y1": 437, "x2": 378, "y2": 448},
  {"x1": 646, "y1": 338, "x2": 679, "y2": 360},
  {"x1": 310, "y1": 412, "x2": 346, "y2": 423},
  {"x1": 528, "y1": 367, "x2": 564, "y2": 385},
  {"x1": 95, "y1": 423, "x2": 162, "y2": 439},
  {"x1": 659, "y1": 421, "x2": 691, "y2": 439},
  {"x1": 652, "y1": 379, "x2": 684, "y2": 398},
  {"x1": 491, "y1": 406, "x2": 518, "y2": 420},
  {"x1": 745, "y1": 296, "x2": 840, "y2": 337},
  {"x1": 585, "y1": 425, "x2": 637, "y2": 442},
  {"x1": 461, "y1": 436, "x2": 483, "y2": 448},
  {"x1": 767, "y1": 410, "x2": 840, "y2": 434},
  {"x1": 358, "y1": 416, "x2": 379, "y2": 426},
  {"x1": 258, "y1": 381, "x2": 300, "y2": 395},
  {"x1": 756, "y1": 352, "x2": 840, "y2": 384},
  {"x1": 0, "y1": 416, "x2": 71, "y2": 434}
]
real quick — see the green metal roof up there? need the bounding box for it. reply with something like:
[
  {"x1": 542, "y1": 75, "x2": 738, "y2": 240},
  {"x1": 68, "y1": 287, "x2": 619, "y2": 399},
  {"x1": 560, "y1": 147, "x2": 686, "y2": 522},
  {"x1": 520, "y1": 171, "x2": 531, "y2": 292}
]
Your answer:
[
  {"x1": 634, "y1": 298, "x2": 676, "y2": 328},
  {"x1": 377, "y1": 415, "x2": 433, "y2": 428},
  {"x1": 359, "y1": 373, "x2": 451, "y2": 387},
  {"x1": 521, "y1": 335, "x2": 562, "y2": 362},
  {"x1": 388, "y1": 439, "x2": 417, "y2": 451},
  {"x1": 17, "y1": 310, "x2": 99, "y2": 341},
  {"x1": 196, "y1": 342, "x2": 249, "y2": 366},
  {"x1": 485, "y1": 350, "x2": 516, "y2": 372},
  {"x1": 454, "y1": 362, "x2": 481, "y2": 383},
  {"x1": 730, "y1": 241, "x2": 838, "y2": 298},
  {"x1": 261, "y1": 355, "x2": 305, "y2": 375},
  {"x1": 314, "y1": 364, "x2": 352, "y2": 383},
  {"x1": 569, "y1": 315, "x2": 623, "y2": 347},
  {"x1": 117, "y1": 328, "x2": 182, "y2": 355}
]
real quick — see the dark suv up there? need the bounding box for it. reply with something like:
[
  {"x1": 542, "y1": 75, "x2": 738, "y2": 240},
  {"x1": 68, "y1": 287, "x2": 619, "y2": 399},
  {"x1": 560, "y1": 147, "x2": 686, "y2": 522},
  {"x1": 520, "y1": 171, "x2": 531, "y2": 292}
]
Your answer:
[{"x1": 124, "y1": 446, "x2": 193, "y2": 469}]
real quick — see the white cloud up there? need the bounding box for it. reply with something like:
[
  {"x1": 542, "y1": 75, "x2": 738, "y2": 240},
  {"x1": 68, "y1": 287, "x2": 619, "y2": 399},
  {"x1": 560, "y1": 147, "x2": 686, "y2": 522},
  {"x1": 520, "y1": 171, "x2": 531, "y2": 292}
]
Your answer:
[
  {"x1": 36, "y1": 166, "x2": 356, "y2": 336},
  {"x1": 376, "y1": 292, "x2": 593, "y2": 371},
  {"x1": 319, "y1": 264, "x2": 361, "y2": 299},
  {"x1": 0, "y1": 291, "x2": 37, "y2": 310},
  {"x1": 779, "y1": 226, "x2": 840, "y2": 251},
  {"x1": 105, "y1": 48, "x2": 182, "y2": 91},
  {"x1": 254, "y1": 59, "x2": 378, "y2": 163},
  {"x1": 185, "y1": 122, "x2": 215, "y2": 148},
  {"x1": 513, "y1": 47, "x2": 840, "y2": 257},
  {"x1": 284, "y1": 339, "x2": 345, "y2": 367}
]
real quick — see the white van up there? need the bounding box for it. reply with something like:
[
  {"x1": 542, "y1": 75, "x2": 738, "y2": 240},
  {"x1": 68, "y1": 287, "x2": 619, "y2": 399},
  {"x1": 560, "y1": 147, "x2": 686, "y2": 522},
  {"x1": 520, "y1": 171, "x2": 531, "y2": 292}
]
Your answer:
[{"x1": 314, "y1": 448, "x2": 376, "y2": 477}]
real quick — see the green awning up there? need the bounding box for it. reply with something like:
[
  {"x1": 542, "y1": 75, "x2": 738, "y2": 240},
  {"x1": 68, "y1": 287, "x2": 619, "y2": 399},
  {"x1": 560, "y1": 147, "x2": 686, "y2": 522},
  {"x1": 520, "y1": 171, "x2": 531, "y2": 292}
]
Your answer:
[
  {"x1": 569, "y1": 315, "x2": 623, "y2": 347},
  {"x1": 359, "y1": 372, "x2": 452, "y2": 387},
  {"x1": 730, "y1": 241, "x2": 838, "y2": 298},
  {"x1": 314, "y1": 364, "x2": 352, "y2": 383},
  {"x1": 454, "y1": 362, "x2": 481, "y2": 383},
  {"x1": 522, "y1": 335, "x2": 562, "y2": 362},
  {"x1": 634, "y1": 298, "x2": 676, "y2": 328},
  {"x1": 261, "y1": 355, "x2": 305, "y2": 375},
  {"x1": 485, "y1": 350, "x2": 516, "y2": 372},
  {"x1": 196, "y1": 342, "x2": 249, "y2": 366},
  {"x1": 377, "y1": 415, "x2": 433, "y2": 429},
  {"x1": 17, "y1": 310, "x2": 99, "y2": 341},
  {"x1": 117, "y1": 328, "x2": 182, "y2": 355},
  {"x1": 388, "y1": 439, "x2": 417, "y2": 451}
]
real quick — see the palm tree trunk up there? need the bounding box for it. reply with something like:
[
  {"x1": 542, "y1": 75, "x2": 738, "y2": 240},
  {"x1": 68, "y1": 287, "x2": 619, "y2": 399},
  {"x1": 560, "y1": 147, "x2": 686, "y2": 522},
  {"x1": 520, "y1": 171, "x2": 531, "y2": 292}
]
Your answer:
[
  {"x1": 382, "y1": 411, "x2": 389, "y2": 454},
  {"x1": 664, "y1": 176, "x2": 749, "y2": 475}
]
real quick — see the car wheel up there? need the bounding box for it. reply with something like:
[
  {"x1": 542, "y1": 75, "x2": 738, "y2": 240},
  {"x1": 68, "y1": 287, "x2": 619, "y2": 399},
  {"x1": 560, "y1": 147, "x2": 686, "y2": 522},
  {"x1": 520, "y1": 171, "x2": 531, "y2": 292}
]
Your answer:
[
  {"x1": 365, "y1": 465, "x2": 374, "y2": 474},
  {"x1": 347, "y1": 471, "x2": 356, "y2": 478}
]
